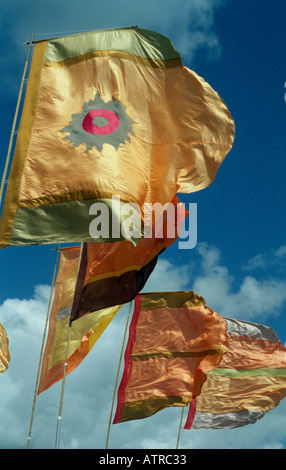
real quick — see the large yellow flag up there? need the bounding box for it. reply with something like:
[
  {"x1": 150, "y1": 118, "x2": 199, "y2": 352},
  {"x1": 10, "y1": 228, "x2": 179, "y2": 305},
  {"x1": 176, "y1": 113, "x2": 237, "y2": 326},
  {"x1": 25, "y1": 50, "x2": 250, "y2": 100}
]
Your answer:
[{"x1": 0, "y1": 27, "x2": 234, "y2": 247}]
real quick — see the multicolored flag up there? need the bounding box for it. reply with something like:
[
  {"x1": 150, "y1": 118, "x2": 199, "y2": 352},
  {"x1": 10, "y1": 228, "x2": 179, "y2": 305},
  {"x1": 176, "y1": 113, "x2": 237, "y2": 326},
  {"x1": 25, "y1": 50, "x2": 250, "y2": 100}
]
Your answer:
[
  {"x1": 184, "y1": 318, "x2": 286, "y2": 430},
  {"x1": 38, "y1": 246, "x2": 122, "y2": 394},
  {"x1": 0, "y1": 323, "x2": 10, "y2": 375},
  {"x1": 113, "y1": 292, "x2": 228, "y2": 424},
  {"x1": 0, "y1": 27, "x2": 234, "y2": 248}
]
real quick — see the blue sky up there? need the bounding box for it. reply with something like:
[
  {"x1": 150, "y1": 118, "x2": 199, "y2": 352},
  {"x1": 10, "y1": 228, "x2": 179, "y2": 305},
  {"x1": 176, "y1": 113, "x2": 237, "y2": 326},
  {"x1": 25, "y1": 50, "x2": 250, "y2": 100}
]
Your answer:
[{"x1": 0, "y1": 0, "x2": 286, "y2": 450}]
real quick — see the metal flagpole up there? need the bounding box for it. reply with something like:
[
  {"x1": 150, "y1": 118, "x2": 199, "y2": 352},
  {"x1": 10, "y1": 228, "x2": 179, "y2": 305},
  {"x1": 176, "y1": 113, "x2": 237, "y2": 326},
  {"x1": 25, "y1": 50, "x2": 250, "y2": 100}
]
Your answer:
[
  {"x1": 27, "y1": 243, "x2": 61, "y2": 449},
  {"x1": 176, "y1": 406, "x2": 185, "y2": 449},
  {"x1": 54, "y1": 319, "x2": 72, "y2": 449},
  {"x1": 105, "y1": 301, "x2": 133, "y2": 449},
  {"x1": 0, "y1": 33, "x2": 35, "y2": 207},
  {"x1": 55, "y1": 242, "x2": 84, "y2": 449}
]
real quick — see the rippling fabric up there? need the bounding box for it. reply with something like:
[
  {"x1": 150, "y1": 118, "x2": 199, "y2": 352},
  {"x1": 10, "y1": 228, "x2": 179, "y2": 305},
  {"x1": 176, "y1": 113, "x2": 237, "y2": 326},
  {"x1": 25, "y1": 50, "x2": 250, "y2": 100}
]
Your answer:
[
  {"x1": 185, "y1": 318, "x2": 286, "y2": 429},
  {"x1": 71, "y1": 196, "x2": 186, "y2": 320},
  {"x1": 113, "y1": 292, "x2": 228, "y2": 424},
  {"x1": 0, "y1": 27, "x2": 234, "y2": 247},
  {"x1": 38, "y1": 247, "x2": 122, "y2": 394},
  {"x1": 0, "y1": 323, "x2": 10, "y2": 375}
]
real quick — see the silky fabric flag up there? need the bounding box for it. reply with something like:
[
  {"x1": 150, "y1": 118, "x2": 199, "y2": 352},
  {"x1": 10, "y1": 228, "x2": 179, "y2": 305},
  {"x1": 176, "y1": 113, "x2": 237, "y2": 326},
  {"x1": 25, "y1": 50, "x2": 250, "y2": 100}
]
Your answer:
[
  {"x1": 113, "y1": 292, "x2": 228, "y2": 424},
  {"x1": 0, "y1": 26, "x2": 234, "y2": 247},
  {"x1": 0, "y1": 323, "x2": 10, "y2": 375},
  {"x1": 70, "y1": 196, "x2": 187, "y2": 321},
  {"x1": 38, "y1": 246, "x2": 122, "y2": 394},
  {"x1": 184, "y1": 318, "x2": 286, "y2": 430}
]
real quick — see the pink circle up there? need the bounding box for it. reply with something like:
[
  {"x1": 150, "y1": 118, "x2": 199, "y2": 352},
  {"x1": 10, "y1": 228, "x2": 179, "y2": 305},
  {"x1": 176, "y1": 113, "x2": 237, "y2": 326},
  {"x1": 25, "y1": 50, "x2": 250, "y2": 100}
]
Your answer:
[{"x1": 82, "y1": 109, "x2": 120, "y2": 135}]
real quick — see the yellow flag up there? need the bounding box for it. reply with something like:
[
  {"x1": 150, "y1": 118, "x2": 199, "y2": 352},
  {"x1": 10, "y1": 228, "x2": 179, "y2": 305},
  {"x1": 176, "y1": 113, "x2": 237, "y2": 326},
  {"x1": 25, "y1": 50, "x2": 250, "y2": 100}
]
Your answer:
[
  {"x1": 0, "y1": 323, "x2": 10, "y2": 375},
  {"x1": 38, "y1": 247, "x2": 122, "y2": 394},
  {"x1": 0, "y1": 27, "x2": 234, "y2": 247}
]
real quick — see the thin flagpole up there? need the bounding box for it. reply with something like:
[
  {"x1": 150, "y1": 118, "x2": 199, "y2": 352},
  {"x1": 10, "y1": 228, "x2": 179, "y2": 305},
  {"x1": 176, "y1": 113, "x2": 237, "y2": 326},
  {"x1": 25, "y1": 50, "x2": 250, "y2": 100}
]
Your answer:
[
  {"x1": 27, "y1": 243, "x2": 61, "y2": 449},
  {"x1": 105, "y1": 301, "x2": 133, "y2": 449},
  {"x1": 55, "y1": 242, "x2": 84, "y2": 449},
  {"x1": 54, "y1": 319, "x2": 72, "y2": 449},
  {"x1": 176, "y1": 407, "x2": 185, "y2": 449},
  {"x1": 0, "y1": 33, "x2": 34, "y2": 207}
]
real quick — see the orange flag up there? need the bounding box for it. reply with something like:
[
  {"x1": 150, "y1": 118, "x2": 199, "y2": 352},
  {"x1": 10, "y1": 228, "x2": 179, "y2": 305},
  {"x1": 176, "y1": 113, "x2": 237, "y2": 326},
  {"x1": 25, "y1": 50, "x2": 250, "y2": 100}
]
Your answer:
[
  {"x1": 71, "y1": 196, "x2": 187, "y2": 320},
  {"x1": 113, "y1": 292, "x2": 228, "y2": 423}
]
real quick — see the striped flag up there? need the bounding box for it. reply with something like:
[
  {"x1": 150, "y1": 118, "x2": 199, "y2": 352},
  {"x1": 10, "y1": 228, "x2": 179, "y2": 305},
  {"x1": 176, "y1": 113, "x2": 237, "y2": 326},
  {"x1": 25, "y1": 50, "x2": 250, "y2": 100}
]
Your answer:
[{"x1": 113, "y1": 292, "x2": 228, "y2": 423}]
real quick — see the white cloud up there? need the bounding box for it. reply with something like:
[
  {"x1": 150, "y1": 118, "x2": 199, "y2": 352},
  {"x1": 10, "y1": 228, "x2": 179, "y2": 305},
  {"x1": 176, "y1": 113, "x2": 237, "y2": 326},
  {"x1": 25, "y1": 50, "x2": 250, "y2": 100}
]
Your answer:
[
  {"x1": 242, "y1": 253, "x2": 265, "y2": 270},
  {"x1": 243, "y1": 245, "x2": 286, "y2": 271},
  {"x1": 0, "y1": 286, "x2": 51, "y2": 448},
  {"x1": 192, "y1": 242, "x2": 286, "y2": 321},
  {"x1": 275, "y1": 245, "x2": 286, "y2": 259},
  {"x1": 143, "y1": 258, "x2": 191, "y2": 293}
]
